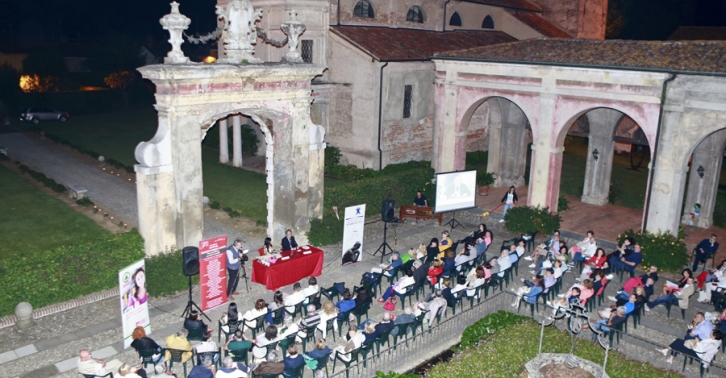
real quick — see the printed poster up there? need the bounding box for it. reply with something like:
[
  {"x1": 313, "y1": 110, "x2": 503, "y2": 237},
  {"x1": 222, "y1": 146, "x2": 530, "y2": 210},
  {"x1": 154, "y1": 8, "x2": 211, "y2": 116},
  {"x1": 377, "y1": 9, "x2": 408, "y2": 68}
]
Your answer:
[
  {"x1": 342, "y1": 204, "x2": 366, "y2": 265},
  {"x1": 119, "y1": 259, "x2": 151, "y2": 349},
  {"x1": 199, "y1": 235, "x2": 229, "y2": 312}
]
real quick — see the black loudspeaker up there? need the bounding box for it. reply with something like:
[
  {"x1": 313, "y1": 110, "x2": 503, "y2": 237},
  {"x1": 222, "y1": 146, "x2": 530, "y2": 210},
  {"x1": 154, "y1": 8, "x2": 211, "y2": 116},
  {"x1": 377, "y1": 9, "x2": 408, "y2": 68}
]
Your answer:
[
  {"x1": 182, "y1": 246, "x2": 200, "y2": 276},
  {"x1": 381, "y1": 199, "x2": 395, "y2": 222}
]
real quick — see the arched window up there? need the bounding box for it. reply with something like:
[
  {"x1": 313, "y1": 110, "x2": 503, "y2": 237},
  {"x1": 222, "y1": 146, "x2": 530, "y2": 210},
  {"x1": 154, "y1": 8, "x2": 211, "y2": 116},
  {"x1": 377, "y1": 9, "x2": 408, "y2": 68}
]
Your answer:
[
  {"x1": 482, "y1": 15, "x2": 494, "y2": 29},
  {"x1": 353, "y1": 0, "x2": 375, "y2": 19},
  {"x1": 449, "y1": 12, "x2": 462, "y2": 27},
  {"x1": 406, "y1": 6, "x2": 424, "y2": 23}
]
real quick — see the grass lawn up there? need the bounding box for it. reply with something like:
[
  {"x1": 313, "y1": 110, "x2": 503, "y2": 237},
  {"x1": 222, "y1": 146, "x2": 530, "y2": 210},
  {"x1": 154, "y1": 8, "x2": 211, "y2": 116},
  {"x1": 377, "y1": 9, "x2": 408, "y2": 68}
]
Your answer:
[
  {"x1": 0, "y1": 164, "x2": 109, "y2": 259},
  {"x1": 428, "y1": 320, "x2": 681, "y2": 378}
]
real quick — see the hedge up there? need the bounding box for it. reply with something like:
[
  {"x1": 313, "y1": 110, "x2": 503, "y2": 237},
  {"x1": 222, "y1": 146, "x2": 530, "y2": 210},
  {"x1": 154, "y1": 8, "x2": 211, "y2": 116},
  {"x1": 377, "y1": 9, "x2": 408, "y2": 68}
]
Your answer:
[
  {"x1": 308, "y1": 164, "x2": 436, "y2": 246},
  {"x1": 503, "y1": 206, "x2": 561, "y2": 236}
]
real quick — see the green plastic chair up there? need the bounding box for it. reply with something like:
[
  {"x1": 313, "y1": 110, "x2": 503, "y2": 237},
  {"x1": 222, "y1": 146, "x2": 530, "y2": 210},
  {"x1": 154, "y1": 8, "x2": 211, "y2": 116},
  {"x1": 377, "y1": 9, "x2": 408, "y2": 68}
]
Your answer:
[
  {"x1": 218, "y1": 319, "x2": 242, "y2": 343},
  {"x1": 332, "y1": 347, "x2": 361, "y2": 378},
  {"x1": 166, "y1": 348, "x2": 189, "y2": 377}
]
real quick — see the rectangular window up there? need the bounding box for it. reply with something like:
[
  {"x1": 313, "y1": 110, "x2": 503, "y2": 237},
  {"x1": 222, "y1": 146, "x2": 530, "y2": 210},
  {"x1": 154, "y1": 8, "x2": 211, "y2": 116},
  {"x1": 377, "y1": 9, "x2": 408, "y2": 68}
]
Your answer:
[
  {"x1": 301, "y1": 40, "x2": 314, "y2": 63},
  {"x1": 403, "y1": 85, "x2": 413, "y2": 118}
]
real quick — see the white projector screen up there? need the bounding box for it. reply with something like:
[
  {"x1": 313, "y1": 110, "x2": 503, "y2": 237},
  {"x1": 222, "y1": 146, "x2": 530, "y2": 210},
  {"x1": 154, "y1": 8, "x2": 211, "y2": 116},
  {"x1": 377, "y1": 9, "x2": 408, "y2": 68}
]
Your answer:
[{"x1": 435, "y1": 170, "x2": 477, "y2": 213}]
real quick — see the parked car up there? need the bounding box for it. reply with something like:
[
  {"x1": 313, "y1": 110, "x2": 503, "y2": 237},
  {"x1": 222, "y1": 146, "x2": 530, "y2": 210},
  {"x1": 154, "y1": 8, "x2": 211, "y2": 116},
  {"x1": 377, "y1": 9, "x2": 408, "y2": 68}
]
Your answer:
[{"x1": 19, "y1": 107, "x2": 69, "y2": 124}]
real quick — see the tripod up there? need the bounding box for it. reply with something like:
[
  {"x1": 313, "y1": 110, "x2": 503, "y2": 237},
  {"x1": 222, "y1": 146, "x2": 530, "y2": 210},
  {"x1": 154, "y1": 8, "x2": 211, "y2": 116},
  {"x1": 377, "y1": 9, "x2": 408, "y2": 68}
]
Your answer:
[
  {"x1": 236, "y1": 263, "x2": 250, "y2": 293},
  {"x1": 373, "y1": 221, "x2": 395, "y2": 263},
  {"x1": 444, "y1": 211, "x2": 464, "y2": 231},
  {"x1": 181, "y1": 276, "x2": 210, "y2": 321}
]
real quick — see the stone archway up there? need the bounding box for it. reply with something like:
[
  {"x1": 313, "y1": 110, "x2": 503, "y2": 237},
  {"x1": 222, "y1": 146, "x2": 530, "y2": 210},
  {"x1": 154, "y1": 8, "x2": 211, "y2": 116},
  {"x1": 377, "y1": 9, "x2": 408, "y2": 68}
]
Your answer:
[{"x1": 135, "y1": 63, "x2": 325, "y2": 255}]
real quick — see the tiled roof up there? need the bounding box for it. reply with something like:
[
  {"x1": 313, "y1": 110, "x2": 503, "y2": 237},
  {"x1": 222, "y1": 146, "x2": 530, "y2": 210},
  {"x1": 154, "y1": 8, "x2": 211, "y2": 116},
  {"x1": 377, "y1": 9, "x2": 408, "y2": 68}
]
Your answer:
[
  {"x1": 330, "y1": 26, "x2": 517, "y2": 61},
  {"x1": 435, "y1": 38, "x2": 726, "y2": 74},
  {"x1": 668, "y1": 26, "x2": 726, "y2": 41},
  {"x1": 461, "y1": 0, "x2": 542, "y2": 12},
  {"x1": 506, "y1": 10, "x2": 571, "y2": 38}
]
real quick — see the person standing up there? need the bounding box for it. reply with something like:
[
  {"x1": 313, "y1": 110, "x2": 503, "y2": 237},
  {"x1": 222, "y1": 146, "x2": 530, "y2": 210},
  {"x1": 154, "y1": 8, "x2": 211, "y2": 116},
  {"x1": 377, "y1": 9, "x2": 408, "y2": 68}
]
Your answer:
[
  {"x1": 693, "y1": 234, "x2": 719, "y2": 272},
  {"x1": 281, "y1": 229, "x2": 298, "y2": 251},
  {"x1": 226, "y1": 239, "x2": 248, "y2": 298},
  {"x1": 499, "y1": 186, "x2": 518, "y2": 223}
]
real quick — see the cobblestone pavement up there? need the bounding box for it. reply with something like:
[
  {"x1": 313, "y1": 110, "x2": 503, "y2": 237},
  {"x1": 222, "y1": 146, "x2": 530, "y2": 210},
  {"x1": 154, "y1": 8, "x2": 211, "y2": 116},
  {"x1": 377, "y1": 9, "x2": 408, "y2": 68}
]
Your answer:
[{"x1": 0, "y1": 132, "x2": 245, "y2": 243}]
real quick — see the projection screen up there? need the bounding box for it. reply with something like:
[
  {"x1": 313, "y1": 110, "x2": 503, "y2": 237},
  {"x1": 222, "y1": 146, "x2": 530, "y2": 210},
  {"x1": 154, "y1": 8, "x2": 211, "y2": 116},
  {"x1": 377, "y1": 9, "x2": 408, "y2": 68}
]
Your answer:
[{"x1": 434, "y1": 170, "x2": 478, "y2": 213}]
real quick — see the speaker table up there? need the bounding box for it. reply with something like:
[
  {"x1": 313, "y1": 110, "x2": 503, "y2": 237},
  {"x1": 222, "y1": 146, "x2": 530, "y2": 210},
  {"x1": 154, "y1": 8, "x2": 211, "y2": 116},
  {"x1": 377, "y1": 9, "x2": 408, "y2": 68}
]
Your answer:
[{"x1": 251, "y1": 245, "x2": 324, "y2": 291}]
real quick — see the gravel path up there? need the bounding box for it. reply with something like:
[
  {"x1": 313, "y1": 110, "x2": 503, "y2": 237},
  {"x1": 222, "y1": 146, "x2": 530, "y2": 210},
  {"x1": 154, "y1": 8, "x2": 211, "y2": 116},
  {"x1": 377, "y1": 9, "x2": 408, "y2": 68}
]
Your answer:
[{"x1": 0, "y1": 132, "x2": 241, "y2": 241}]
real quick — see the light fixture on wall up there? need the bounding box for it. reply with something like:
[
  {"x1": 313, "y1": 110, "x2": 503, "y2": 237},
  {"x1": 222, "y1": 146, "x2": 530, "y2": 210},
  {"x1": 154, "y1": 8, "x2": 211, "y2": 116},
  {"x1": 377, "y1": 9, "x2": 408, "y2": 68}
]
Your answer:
[
  {"x1": 592, "y1": 149, "x2": 599, "y2": 161},
  {"x1": 697, "y1": 165, "x2": 705, "y2": 179}
]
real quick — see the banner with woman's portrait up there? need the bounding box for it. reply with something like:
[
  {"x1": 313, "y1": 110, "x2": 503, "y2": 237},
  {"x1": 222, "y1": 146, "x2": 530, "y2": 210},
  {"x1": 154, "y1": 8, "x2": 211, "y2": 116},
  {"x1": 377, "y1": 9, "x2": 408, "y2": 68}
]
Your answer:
[{"x1": 119, "y1": 259, "x2": 151, "y2": 348}]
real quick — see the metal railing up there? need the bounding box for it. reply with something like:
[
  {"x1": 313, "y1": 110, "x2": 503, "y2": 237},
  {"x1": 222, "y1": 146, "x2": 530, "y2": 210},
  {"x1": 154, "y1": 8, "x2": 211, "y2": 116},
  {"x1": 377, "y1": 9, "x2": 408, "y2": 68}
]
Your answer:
[{"x1": 322, "y1": 290, "x2": 725, "y2": 378}]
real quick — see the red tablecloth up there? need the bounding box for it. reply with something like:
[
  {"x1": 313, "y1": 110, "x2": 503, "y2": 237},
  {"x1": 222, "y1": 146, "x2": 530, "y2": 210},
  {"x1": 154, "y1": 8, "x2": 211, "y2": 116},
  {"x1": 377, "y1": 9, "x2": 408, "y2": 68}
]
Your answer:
[{"x1": 251, "y1": 246, "x2": 324, "y2": 290}]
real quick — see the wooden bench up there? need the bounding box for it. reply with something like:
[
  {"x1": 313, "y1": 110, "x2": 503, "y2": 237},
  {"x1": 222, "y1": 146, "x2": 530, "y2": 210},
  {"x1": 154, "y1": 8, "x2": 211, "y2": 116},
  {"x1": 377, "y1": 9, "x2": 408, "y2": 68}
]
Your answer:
[
  {"x1": 67, "y1": 184, "x2": 88, "y2": 199},
  {"x1": 399, "y1": 205, "x2": 442, "y2": 225}
]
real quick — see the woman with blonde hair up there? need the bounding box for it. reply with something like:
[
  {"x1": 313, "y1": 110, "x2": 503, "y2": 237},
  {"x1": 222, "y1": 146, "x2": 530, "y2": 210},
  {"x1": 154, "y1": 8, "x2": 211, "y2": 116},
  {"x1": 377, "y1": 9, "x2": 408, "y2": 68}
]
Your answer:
[
  {"x1": 317, "y1": 300, "x2": 339, "y2": 339},
  {"x1": 117, "y1": 363, "x2": 145, "y2": 378}
]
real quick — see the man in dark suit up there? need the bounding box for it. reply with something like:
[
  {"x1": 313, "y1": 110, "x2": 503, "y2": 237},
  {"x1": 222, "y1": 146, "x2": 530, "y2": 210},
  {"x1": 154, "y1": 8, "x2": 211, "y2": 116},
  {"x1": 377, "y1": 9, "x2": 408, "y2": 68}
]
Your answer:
[
  {"x1": 411, "y1": 260, "x2": 429, "y2": 293},
  {"x1": 281, "y1": 229, "x2": 298, "y2": 251},
  {"x1": 225, "y1": 239, "x2": 248, "y2": 297}
]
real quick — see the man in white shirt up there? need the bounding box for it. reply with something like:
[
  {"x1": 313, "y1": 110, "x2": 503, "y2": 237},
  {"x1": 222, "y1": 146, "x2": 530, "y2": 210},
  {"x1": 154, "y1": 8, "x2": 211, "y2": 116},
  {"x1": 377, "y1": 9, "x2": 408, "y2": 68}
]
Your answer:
[
  {"x1": 301, "y1": 277, "x2": 319, "y2": 306},
  {"x1": 284, "y1": 283, "x2": 306, "y2": 313},
  {"x1": 77, "y1": 350, "x2": 123, "y2": 377}
]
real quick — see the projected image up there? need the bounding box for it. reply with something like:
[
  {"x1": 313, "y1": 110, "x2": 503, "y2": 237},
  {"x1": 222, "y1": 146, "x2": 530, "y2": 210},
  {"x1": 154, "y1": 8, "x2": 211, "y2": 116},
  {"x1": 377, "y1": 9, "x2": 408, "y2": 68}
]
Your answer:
[{"x1": 435, "y1": 170, "x2": 477, "y2": 213}]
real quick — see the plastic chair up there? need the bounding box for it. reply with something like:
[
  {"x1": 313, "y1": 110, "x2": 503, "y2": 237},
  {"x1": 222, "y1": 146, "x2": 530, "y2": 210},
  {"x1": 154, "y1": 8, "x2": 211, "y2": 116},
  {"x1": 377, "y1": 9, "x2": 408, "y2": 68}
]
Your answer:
[
  {"x1": 304, "y1": 292, "x2": 320, "y2": 312},
  {"x1": 287, "y1": 302, "x2": 305, "y2": 321},
  {"x1": 136, "y1": 348, "x2": 163, "y2": 369},
  {"x1": 352, "y1": 302, "x2": 370, "y2": 325},
  {"x1": 319, "y1": 317, "x2": 337, "y2": 342},
  {"x1": 448, "y1": 294, "x2": 465, "y2": 315},
  {"x1": 664, "y1": 300, "x2": 687, "y2": 319},
  {"x1": 284, "y1": 364, "x2": 305, "y2": 378},
  {"x1": 320, "y1": 285, "x2": 340, "y2": 303},
  {"x1": 398, "y1": 287, "x2": 416, "y2": 310},
  {"x1": 270, "y1": 307, "x2": 285, "y2": 326},
  {"x1": 185, "y1": 325, "x2": 206, "y2": 342},
  {"x1": 332, "y1": 347, "x2": 361, "y2": 378},
  {"x1": 336, "y1": 309, "x2": 353, "y2": 337},
  {"x1": 523, "y1": 231, "x2": 538, "y2": 253},
  {"x1": 219, "y1": 319, "x2": 242, "y2": 343},
  {"x1": 518, "y1": 293, "x2": 541, "y2": 317},
  {"x1": 374, "y1": 328, "x2": 394, "y2": 354},
  {"x1": 227, "y1": 347, "x2": 248, "y2": 366},
  {"x1": 311, "y1": 351, "x2": 332, "y2": 376},
  {"x1": 166, "y1": 348, "x2": 189, "y2": 377},
  {"x1": 392, "y1": 323, "x2": 412, "y2": 348},
  {"x1": 250, "y1": 313, "x2": 267, "y2": 338},
  {"x1": 301, "y1": 325, "x2": 318, "y2": 352},
  {"x1": 78, "y1": 373, "x2": 112, "y2": 378},
  {"x1": 193, "y1": 349, "x2": 221, "y2": 369},
  {"x1": 410, "y1": 312, "x2": 426, "y2": 337}
]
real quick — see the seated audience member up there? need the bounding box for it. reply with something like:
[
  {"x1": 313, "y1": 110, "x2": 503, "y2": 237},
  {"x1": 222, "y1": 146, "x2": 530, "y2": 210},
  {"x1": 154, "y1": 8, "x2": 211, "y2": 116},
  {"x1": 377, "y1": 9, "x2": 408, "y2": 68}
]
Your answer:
[
  {"x1": 117, "y1": 363, "x2": 147, "y2": 378},
  {"x1": 77, "y1": 349, "x2": 123, "y2": 377},
  {"x1": 453, "y1": 266, "x2": 487, "y2": 297},
  {"x1": 418, "y1": 289, "x2": 448, "y2": 325},
  {"x1": 331, "y1": 329, "x2": 366, "y2": 361},
  {"x1": 553, "y1": 280, "x2": 594, "y2": 307},
  {"x1": 185, "y1": 310, "x2": 212, "y2": 335},
  {"x1": 426, "y1": 259, "x2": 444, "y2": 286},
  {"x1": 439, "y1": 279, "x2": 455, "y2": 306},
  {"x1": 454, "y1": 243, "x2": 477, "y2": 270},
  {"x1": 438, "y1": 230, "x2": 453, "y2": 255},
  {"x1": 284, "y1": 283, "x2": 306, "y2": 313},
  {"x1": 646, "y1": 277, "x2": 695, "y2": 312},
  {"x1": 220, "y1": 303, "x2": 243, "y2": 334},
  {"x1": 297, "y1": 304, "x2": 321, "y2": 337},
  {"x1": 610, "y1": 277, "x2": 655, "y2": 304},
  {"x1": 150, "y1": 363, "x2": 174, "y2": 378},
  {"x1": 335, "y1": 288, "x2": 356, "y2": 317},
  {"x1": 510, "y1": 276, "x2": 544, "y2": 308},
  {"x1": 216, "y1": 356, "x2": 249, "y2": 378},
  {"x1": 374, "y1": 312, "x2": 396, "y2": 336},
  {"x1": 473, "y1": 223, "x2": 487, "y2": 241},
  {"x1": 698, "y1": 260, "x2": 726, "y2": 289},
  {"x1": 658, "y1": 312, "x2": 718, "y2": 364},
  {"x1": 277, "y1": 317, "x2": 300, "y2": 350},
  {"x1": 317, "y1": 301, "x2": 339, "y2": 339},
  {"x1": 608, "y1": 242, "x2": 642, "y2": 273},
  {"x1": 579, "y1": 248, "x2": 607, "y2": 280},
  {"x1": 514, "y1": 239, "x2": 526, "y2": 257},
  {"x1": 224, "y1": 330, "x2": 251, "y2": 358},
  {"x1": 243, "y1": 299, "x2": 268, "y2": 332},
  {"x1": 698, "y1": 268, "x2": 726, "y2": 303},
  {"x1": 441, "y1": 250, "x2": 456, "y2": 278},
  {"x1": 165, "y1": 329, "x2": 193, "y2": 363},
  {"x1": 426, "y1": 238, "x2": 440, "y2": 263},
  {"x1": 614, "y1": 266, "x2": 659, "y2": 295},
  {"x1": 552, "y1": 260, "x2": 564, "y2": 279},
  {"x1": 377, "y1": 252, "x2": 402, "y2": 277},
  {"x1": 693, "y1": 234, "x2": 719, "y2": 272},
  {"x1": 544, "y1": 230, "x2": 561, "y2": 253},
  {"x1": 362, "y1": 322, "x2": 377, "y2": 347},
  {"x1": 411, "y1": 260, "x2": 429, "y2": 292},
  {"x1": 378, "y1": 269, "x2": 415, "y2": 302},
  {"x1": 552, "y1": 245, "x2": 569, "y2": 264},
  {"x1": 391, "y1": 306, "x2": 416, "y2": 336},
  {"x1": 252, "y1": 326, "x2": 279, "y2": 361},
  {"x1": 522, "y1": 268, "x2": 556, "y2": 294},
  {"x1": 588, "y1": 306, "x2": 626, "y2": 337},
  {"x1": 524, "y1": 243, "x2": 548, "y2": 268},
  {"x1": 302, "y1": 277, "x2": 319, "y2": 305},
  {"x1": 353, "y1": 286, "x2": 373, "y2": 308},
  {"x1": 130, "y1": 326, "x2": 162, "y2": 364},
  {"x1": 598, "y1": 293, "x2": 637, "y2": 320},
  {"x1": 612, "y1": 285, "x2": 647, "y2": 308},
  {"x1": 195, "y1": 332, "x2": 219, "y2": 363},
  {"x1": 571, "y1": 231, "x2": 597, "y2": 263},
  {"x1": 483, "y1": 230, "x2": 493, "y2": 249},
  {"x1": 252, "y1": 351, "x2": 284, "y2": 376},
  {"x1": 474, "y1": 234, "x2": 489, "y2": 258},
  {"x1": 188, "y1": 356, "x2": 215, "y2": 378},
  {"x1": 307, "y1": 339, "x2": 331, "y2": 360},
  {"x1": 611, "y1": 238, "x2": 635, "y2": 259},
  {"x1": 266, "y1": 290, "x2": 285, "y2": 325}
]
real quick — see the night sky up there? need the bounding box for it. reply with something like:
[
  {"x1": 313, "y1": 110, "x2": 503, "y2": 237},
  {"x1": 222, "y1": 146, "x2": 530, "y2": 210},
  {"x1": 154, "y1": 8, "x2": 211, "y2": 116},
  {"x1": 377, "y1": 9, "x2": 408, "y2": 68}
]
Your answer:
[{"x1": 1, "y1": 0, "x2": 726, "y2": 48}]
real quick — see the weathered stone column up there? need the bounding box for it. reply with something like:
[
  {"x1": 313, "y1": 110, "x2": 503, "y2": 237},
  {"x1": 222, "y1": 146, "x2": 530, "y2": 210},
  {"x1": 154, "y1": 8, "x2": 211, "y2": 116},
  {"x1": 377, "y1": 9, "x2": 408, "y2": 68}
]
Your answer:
[
  {"x1": 434, "y1": 76, "x2": 460, "y2": 172},
  {"x1": 219, "y1": 117, "x2": 229, "y2": 163},
  {"x1": 488, "y1": 99, "x2": 528, "y2": 187},
  {"x1": 528, "y1": 89, "x2": 558, "y2": 209},
  {"x1": 581, "y1": 109, "x2": 620, "y2": 205},
  {"x1": 681, "y1": 129, "x2": 726, "y2": 227},
  {"x1": 232, "y1": 115, "x2": 243, "y2": 167}
]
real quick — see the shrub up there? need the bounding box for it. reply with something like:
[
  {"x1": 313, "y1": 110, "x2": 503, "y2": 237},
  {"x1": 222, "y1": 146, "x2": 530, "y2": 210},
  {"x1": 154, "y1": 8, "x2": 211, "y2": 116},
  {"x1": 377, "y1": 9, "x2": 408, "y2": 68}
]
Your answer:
[
  {"x1": 0, "y1": 153, "x2": 9, "y2": 162},
  {"x1": 325, "y1": 145, "x2": 342, "y2": 172},
  {"x1": 17, "y1": 164, "x2": 67, "y2": 193},
  {"x1": 309, "y1": 165, "x2": 435, "y2": 245},
  {"x1": 209, "y1": 200, "x2": 221, "y2": 210},
  {"x1": 375, "y1": 372, "x2": 420, "y2": 378},
  {"x1": 326, "y1": 160, "x2": 432, "y2": 182},
  {"x1": 503, "y1": 206, "x2": 561, "y2": 235},
  {"x1": 146, "y1": 247, "x2": 199, "y2": 297},
  {"x1": 476, "y1": 171, "x2": 495, "y2": 187},
  {"x1": 557, "y1": 193, "x2": 569, "y2": 212},
  {"x1": 75, "y1": 197, "x2": 94, "y2": 207},
  {"x1": 465, "y1": 150, "x2": 488, "y2": 166},
  {"x1": 0, "y1": 232, "x2": 145, "y2": 316},
  {"x1": 617, "y1": 229, "x2": 689, "y2": 272}
]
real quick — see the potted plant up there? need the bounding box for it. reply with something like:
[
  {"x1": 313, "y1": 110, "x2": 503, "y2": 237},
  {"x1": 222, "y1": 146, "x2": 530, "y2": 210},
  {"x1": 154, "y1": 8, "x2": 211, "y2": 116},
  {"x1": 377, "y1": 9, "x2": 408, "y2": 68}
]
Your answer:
[{"x1": 477, "y1": 171, "x2": 495, "y2": 196}]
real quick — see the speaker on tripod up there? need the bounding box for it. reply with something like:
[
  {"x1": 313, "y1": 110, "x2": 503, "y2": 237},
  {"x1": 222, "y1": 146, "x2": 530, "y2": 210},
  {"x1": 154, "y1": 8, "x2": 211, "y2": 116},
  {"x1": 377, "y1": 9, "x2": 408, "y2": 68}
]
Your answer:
[
  {"x1": 180, "y1": 246, "x2": 209, "y2": 321},
  {"x1": 374, "y1": 199, "x2": 396, "y2": 262}
]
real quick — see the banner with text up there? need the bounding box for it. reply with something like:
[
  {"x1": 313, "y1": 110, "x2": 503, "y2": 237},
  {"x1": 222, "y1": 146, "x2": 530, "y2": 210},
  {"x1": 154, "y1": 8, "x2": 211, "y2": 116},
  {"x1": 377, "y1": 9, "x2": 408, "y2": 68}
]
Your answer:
[
  {"x1": 342, "y1": 204, "x2": 366, "y2": 265},
  {"x1": 199, "y1": 235, "x2": 228, "y2": 312},
  {"x1": 119, "y1": 259, "x2": 151, "y2": 349}
]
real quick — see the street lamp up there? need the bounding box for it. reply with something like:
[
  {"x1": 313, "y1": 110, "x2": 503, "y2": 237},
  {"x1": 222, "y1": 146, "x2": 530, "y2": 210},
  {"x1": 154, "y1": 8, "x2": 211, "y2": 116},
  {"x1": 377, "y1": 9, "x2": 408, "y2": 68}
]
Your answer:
[
  {"x1": 592, "y1": 149, "x2": 599, "y2": 161},
  {"x1": 697, "y1": 165, "x2": 705, "y2": 179}
]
